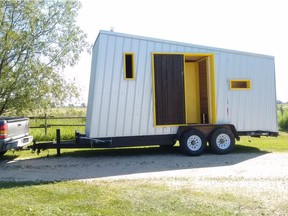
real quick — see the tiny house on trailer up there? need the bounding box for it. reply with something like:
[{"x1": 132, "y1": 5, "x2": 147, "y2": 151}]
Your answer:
[{"x1": 84, "y1": 30, "x2": 278, "y2": 156}]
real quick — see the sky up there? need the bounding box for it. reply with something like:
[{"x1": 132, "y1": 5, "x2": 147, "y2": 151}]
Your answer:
[{"x1": 66, "y1": 0, "x2": 288, "y2": 103}]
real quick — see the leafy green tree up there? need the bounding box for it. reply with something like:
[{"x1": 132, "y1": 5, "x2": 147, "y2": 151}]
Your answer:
[{"x1": 0, "y1": 0, "x2": 89, "y2": 115}]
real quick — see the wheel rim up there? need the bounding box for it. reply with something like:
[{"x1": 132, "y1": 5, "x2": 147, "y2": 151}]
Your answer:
[
  {"x1": 187, "y1": 135, "x2": 202, "y2": 151},
  {"x1": 216, "y1": 133, "x2": 231, "y2": 150}
]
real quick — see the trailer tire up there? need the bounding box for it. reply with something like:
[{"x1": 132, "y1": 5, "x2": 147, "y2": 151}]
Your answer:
[
  {"x1": 180, "y1": 130, "x2": 206, "y2": 156},
  {"x1": 0, "y1": 151, "x2": 6, "y2": 157},
  {"x1": 209, "y1": 128, "x2": 235, "y2": 154}
]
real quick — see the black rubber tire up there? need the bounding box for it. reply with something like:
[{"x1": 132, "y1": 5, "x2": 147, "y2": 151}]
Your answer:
[
  {"x1": 180, "y1": 130, "x2": 206, "y2": 156},
  {"x1": 0, "y1": 151, "x2": 7, "y2": 157},
  {"x1": 209, "y1": 128, "x2": 235, "y2": 154}
]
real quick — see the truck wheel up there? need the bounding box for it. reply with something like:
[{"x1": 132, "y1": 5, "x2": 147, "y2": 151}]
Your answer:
[
  {"x1": 209, "y1": 128, "x2": 235, "y2": 154},
  {"x1": 180, "y1": 130, "x2": 206, "y2": 156},
  {"x1": 0, "y1": 151, "x2": 7, "y2": 157}
]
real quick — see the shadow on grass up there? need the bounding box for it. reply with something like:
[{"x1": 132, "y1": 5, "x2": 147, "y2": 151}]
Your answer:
[
  {"x1": 0, "y1": 153, "x2": 18, "y2": 162},
  {"x1": 0, "y1": 181, "x2": 52, "y2": 189},
  {"x1": 234, "y1": 144, "x2": 270, "y2": 154}
]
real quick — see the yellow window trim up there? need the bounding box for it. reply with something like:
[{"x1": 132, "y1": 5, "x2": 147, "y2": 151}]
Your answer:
[
  {"x1": 230, "y1": 80, "x2": 251, "y2": 90},
  {"x1": 151, "y1": 53, "x2": 156, "y2": 124},
  {"x1": 152, "y1": 52, "x2": 217, "y2": 127},
  {"x1": 124, "y1": 52, "x2": 135, "y2": 80}
]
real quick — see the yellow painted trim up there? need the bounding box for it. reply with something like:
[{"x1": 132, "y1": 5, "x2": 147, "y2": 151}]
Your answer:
[
  {"x1": 184, "y1": 61, "x2": 200, "y2": 123},
  {"x1": 196, "y1": 63, "x2": 200, "y2": 122},
  {"x1": 209, "y1": 54, "x2": 217, "y2": 124},
  {"x1": 210, "y1": 55, "x2": 217, "y2": 124},
  {"x1": 230, "y1": 80, "x2": 251, "y2": 90},
  {"x1": 183, "y1": 60, "x2": 187, "y2": 124},
  {"x1": 152, "y1": 52, "x2": 217, "y2": 127},
  {"x1": 124, "y1": 52, "x2": 135, "y2": 80},
  {"x1": 151, "y1": 53, "x2": 157, "y2": 126},
  {"x1": 184, "y1": 53, "x2": 217, "y2": 124}
]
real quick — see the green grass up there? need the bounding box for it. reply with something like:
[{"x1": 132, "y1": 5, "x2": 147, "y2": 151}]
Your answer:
[
  {"x1": 1, "y1": 180, "x2": 285, "y2": 216},
  {"x1": 30, "y1": 124, "x2": 85, "y2": 141},
  {"x1": 29, "y1": 107, "x2": 86, "y2": 141},
  {"x1": 278, "y1": 103, "x2": 288, "y2": 131},
  {"x1": 235, "y1": 132, "x2": 288, "y2": 153}
]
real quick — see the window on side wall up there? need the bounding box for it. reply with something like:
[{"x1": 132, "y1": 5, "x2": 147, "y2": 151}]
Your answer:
[
  {"x1": 230, "y1": 80, "x2": 251, "y2": 90},
  {"x1": 124, "y1": 53, "x2": 135, "y2": 80}
]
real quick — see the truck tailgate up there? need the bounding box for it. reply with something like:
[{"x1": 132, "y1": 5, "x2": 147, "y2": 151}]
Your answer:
[{"x1": 6, "y1": 117, "x2": 30, "y2": 139}]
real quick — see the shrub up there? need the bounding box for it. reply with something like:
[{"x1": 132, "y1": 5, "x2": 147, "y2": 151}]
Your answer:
[{"x1": 279, "y1": 113, "x2": 288, "y2": 131}]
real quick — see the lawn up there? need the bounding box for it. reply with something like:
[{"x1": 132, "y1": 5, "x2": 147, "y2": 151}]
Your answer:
[
  {"x1": 1, "y1": 179, "x2": 286, "y2": 216},
  {"x1": 29, "y1": 107, "x2": 86, "y2": 141},
  {"x1": 236, "y1": 132, "x2": 288, "y2": 153}
]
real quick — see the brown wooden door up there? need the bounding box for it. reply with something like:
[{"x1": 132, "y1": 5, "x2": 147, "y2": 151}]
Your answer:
[{"x1": 153, "y1": 54, "x2": 186, "y2": 125}]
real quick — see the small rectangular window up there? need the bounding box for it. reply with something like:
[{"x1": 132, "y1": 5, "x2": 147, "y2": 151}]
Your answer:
[
  {"x1": 124, "y1": 53, "x2": 135, "y2": 80},
  {"x1": 230, "y1": 80, "x2": 251, "y2": 90}
]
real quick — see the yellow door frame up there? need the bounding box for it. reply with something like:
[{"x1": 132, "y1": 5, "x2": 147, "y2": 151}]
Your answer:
[
  {"x1": 152, "y1": 52, "x2": 216, "y2": 127},
  {"x1": 184, "y1": 61, "x2": 200, "y2": 123},
  {"x1": 184, "y1": 53, "x2": 216, "y2": 124}
]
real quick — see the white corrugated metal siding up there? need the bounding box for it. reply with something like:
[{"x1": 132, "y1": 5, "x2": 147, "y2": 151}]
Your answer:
[
  {"x1": 86, "y1": 30, "x2": 277, "y2": 138},
  {"x1": 215, "y1": 52, "x2": 278, "y2": 132}
]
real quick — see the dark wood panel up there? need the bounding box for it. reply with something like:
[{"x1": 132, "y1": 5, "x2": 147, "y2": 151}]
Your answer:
[
  {"x1": 153, "y1": 54, "x2": 186, "y2": 125},
  {"x1": 198, "y1": 59, "x2": 209, "y2": 123}
]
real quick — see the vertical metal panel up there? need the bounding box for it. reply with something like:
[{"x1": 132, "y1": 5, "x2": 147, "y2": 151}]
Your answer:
[
  {"x1": 85, "y1": 38, "x2": 98, "y2": 136},
  {"x1": 86, "y1": 30, "x2": 278, "y2": 138},
  {"x1": 215, "y1": 53, "x2": 277, "y2": 132}
]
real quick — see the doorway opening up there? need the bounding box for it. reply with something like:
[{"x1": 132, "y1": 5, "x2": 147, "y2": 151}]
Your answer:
[
  {"x1": 152, "y1": 53, "x2": 216, "y2": 126},
  {"x1": 184, "y1": 54, "x2": 215, "y2": 124}
]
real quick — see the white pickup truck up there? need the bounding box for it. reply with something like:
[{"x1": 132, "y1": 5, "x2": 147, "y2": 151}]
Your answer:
[{"x1": 0, "y1": 117, "x2": 33, "y2": 156}]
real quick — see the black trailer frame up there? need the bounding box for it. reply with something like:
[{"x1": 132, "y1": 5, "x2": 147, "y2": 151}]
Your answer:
[{"x1": 30, "y1": 124, "x2": 277, "y2": 156}]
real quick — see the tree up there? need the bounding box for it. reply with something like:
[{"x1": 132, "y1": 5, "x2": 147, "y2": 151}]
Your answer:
[
  {"x1": 277, "y1": 100, "x2": 283, "y2": 104},
  {"x1": 0, "y1": 0, "x2": 89, "y2": 115}
]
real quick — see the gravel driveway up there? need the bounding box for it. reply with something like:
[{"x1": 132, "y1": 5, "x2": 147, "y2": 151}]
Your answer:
[
  {"x1": 0, "y1": 148, "x2": 287, "y2": 182},
  {"x1": 1, "y1": 148, "x2": 288, "y2": 213}
]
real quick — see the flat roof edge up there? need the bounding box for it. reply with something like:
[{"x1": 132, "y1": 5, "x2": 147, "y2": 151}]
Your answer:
[{"x1": 97, "y1": 30, "x2": 274, "y2": 59}]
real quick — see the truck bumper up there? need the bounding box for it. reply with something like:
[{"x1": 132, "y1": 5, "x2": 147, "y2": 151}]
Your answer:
[{"x1": 1, "y1": 136, "x2": 33, "y2": 151}]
